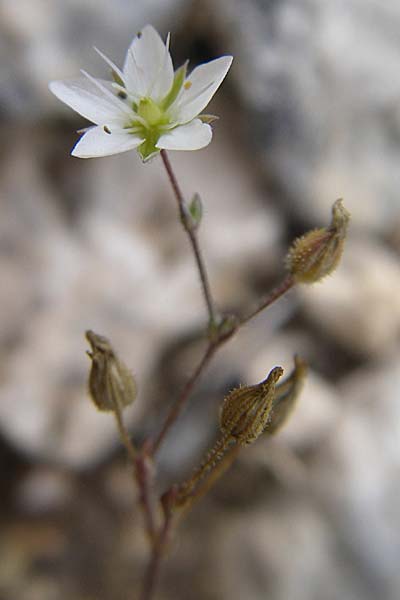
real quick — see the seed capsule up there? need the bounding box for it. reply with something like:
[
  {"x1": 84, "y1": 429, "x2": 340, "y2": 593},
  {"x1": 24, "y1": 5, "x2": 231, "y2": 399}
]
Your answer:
[
  {"x1": 220, "y1": 366, "x2": 284, "y2": 446},
  {"x1": 286, "y1": 199, "x2": 350, "y2": 284},
  {"x1": 85, "y1": 330, "x2": 137, "y2": 412}
]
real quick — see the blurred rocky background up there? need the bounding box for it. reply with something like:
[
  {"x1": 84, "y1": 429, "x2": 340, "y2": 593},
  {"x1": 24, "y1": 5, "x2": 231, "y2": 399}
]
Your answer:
[{"x1": 1, "y1": 0, "x2": 400, "y2": 598}]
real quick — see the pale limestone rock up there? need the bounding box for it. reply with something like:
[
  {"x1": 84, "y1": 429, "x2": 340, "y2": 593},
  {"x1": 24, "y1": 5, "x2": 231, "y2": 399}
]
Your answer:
[{"x1": 298, "y1": 239, "x2": 400, "y2": 357}]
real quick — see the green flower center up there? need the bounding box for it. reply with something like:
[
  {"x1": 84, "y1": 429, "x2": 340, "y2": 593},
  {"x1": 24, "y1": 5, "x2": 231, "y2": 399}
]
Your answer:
[
  {"x1": 137, "y1": 98, "x2": 168, "y2": 128},
  {"x1": 124, "y1": 64, "x2": 189, "y2": 161},
  {"x1": 129, "y1": 97, "x2": 173, "y2": 161}
]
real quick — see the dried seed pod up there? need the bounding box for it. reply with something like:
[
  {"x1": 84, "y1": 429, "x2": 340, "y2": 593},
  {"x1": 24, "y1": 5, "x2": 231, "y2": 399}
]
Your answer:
[
  {"x1": 220, "y1": 366, "x2": 284, "y2": 446},
  {"x1": 286, "y1": 199, "x2": 350, "y2": 284},
  {"x1": 265, "y1": 356, "x2": 307, "y2": 435},
  {"x1": 85, "y1": 330, "x2": 137, "y2": 412}
]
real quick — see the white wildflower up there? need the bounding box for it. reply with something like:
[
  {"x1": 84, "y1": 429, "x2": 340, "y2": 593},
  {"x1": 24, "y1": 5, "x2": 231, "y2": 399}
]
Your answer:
[{"x1": 49, "y1": 25, "x2": 233, "y2": 161}]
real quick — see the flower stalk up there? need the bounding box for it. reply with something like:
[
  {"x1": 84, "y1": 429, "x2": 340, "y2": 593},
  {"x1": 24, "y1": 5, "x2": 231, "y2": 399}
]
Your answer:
[{"x1": 160, "y1": 149, "x2": 218, "y2": 328}]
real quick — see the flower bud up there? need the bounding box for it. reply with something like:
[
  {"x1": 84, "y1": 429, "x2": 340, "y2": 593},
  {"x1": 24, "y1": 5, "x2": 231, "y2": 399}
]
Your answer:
[
  {"x1": 264, "y1": 356, "x2": 307, "y2": 435},
  {"x1": 220, "y1": 366, "x2": 284, "y2": 446},
  {"x1": 85, "y1": 330, "x2": 137, "y2": 412},
  {"x1": 286, "y1": 199, "x2": 350, "y2": 284},
  {"x1": 188, "y1": 192, "x2": 203, "y2": 230}
]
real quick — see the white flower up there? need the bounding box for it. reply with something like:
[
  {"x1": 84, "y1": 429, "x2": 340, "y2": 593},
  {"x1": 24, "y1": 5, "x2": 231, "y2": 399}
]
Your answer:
[{"x1": 49, "y1": 25, "x2": 233, "y2": 161}]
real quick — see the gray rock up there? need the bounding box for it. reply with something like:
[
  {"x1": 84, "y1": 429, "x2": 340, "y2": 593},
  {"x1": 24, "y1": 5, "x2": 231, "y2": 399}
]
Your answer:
[
  {"x1": 214, "y1": 0, "x2": 400, "y2": 235},
  {"x1": 212, "y1": 502, "x2": 370, "y2": 600},
  {"x1": 310, "y1": 357, "x2": 400, "y2": 600},
  {"x1": 0, "y1": 0, "x2": 189, "y2": 118},
  {"x1": 298, "y1": 239, "x2": 400, "y2": 357}
]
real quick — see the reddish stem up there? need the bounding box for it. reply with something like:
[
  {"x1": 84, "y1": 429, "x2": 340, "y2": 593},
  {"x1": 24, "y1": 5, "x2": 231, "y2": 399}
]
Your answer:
[
  {"x1": 151, "y1": 342, "x2": 217, "y2": 456},
  {"x1": 160, "y1": 149, "x2": 217, "y2": 326}
]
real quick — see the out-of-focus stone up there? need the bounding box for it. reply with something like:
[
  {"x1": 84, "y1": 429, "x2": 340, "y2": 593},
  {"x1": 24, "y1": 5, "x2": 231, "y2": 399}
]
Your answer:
[
  {"x1": 0, "y1": 0, "x2": 189, "y2": 118},
  {"x1": 212, "y1": 503, "x2": 363, "y2": 600},
  {"x1": 298, "y1": 239, "x2": 400, "y2": 357},
  {"x1": 15, "y1": 467, "x2": 74, "y2": 514},
  {"x1": 103, "y1": 462, "x2": 136, "y2": 511},
  {"x1": 309, "y1": 356, "x2": 400, "y2": 600},
  {"x1": 213, "y1": 0, "x2": 400, "y2": 236}
]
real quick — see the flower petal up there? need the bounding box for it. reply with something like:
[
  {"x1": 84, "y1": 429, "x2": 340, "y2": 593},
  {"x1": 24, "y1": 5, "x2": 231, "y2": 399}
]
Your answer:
[
  {"x1": 123, "y1": 25, "x2": 174, "y2": 101},
  {"x1": 156, "y1": 119, "x2": 212, "y2": 151},
  {"x1": 171, "y1": 56, "x2": 233, "y2": 124},
  {"x1": 49, "y1": 77, "x2": 130, "y2": 125},
  {"x1": 71, "y1": 126, "x2": 143, "y2": 158}
]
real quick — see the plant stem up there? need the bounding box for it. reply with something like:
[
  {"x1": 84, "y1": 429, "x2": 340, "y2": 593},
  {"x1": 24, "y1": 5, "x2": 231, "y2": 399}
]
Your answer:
[
  {"x1": 150, "y1": 276, "x2": 296, "y2": 457},
  {"x1": 151, "y1": 341, "x2": 217, "y2": 456},
  {"x1": 112, "y1": 399, "x2": 137, "y2": 464},
  {"x1": 112, "y1": 401, "x2": 156, "y2": 542},
  {"x1": 160, "y1": 149, "x2": 217, "y2": 326},
  {"x1": 140, "y1": 500, "x2": 174, "y2": 600},
  {"x1": 137, "y1": 237, "x2": 296, "y2": 597},
  {"x1": 134, "y1": 452, "x2": 157, "y2": 543},
  {"x1": 239, "y1": 274, "x2": 295, "y2": 326}
]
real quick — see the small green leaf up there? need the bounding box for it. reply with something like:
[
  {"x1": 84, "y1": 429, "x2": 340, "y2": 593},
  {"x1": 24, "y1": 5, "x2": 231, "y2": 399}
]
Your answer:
[{"x1": 188, "y1": 193, "x2": 203, "y2": 229}]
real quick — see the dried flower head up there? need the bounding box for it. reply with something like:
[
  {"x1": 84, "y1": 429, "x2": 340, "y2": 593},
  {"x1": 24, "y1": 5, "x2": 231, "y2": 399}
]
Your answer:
[
  {"x1": 49, "y1": 25, "x2": 232, "y2": 161},
  {"x1": 220, "y1": 366, "x2": 284, "y2": 446},
  {"x1": 86, "y1": 330, "x2": 137, "y2": 412},
  {"x1": 286, "y1": 199, "x2": 350, "y2": 284}
]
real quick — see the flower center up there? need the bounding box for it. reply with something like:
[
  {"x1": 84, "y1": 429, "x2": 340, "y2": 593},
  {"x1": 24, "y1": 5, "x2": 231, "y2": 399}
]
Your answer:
[{"x1": 137, "y1": 97, "x2": 165, "y2": 128}]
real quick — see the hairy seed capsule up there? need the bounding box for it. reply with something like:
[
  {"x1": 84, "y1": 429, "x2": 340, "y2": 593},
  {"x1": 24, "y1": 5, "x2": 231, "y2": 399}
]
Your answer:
[
  {"x1": 286, "y1": 199, "x2": 350, "y2": 284},
  {"x1": 220, "y1": 366, "x2": 284, "y2": 446},
  {"x1": 85, "y1": 330, "x2": 137, "y2": 412}
]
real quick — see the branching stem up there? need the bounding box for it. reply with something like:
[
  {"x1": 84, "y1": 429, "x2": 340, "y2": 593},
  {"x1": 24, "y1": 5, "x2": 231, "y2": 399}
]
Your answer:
[
  {"x1": 239, "y1": 274, "x2": 295, "y2": 326},
  {"x1": 135, "y1": 161, "x2": 297, "y2": 600},
  {"x1": 151, "y1": 341, "x2": 217, "y2": 456}
]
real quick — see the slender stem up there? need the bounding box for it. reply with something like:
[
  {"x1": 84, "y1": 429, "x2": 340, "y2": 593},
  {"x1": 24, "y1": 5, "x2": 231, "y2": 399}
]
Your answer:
[
  {"x1": 112, "y1": 401, "x2": 156, "y2": 542},
  {"x1": 151, "y1": 342, "x2": 217, "y2": 456},
  {"x1": 112, "y1": 400, "x2": 137, "y2": 464},
  {"x1": 160, "y1": 149, "x2": 217, "y2": 325},
  {"x1": 140, "y1": 501, "x2": 174, "y2": 600},
  {"x1": 134, "y1": 452, "x2": 157, "y2": 543},
  {"x1": 239, "y1": 275, "x2": 295, "y2": 326}
]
